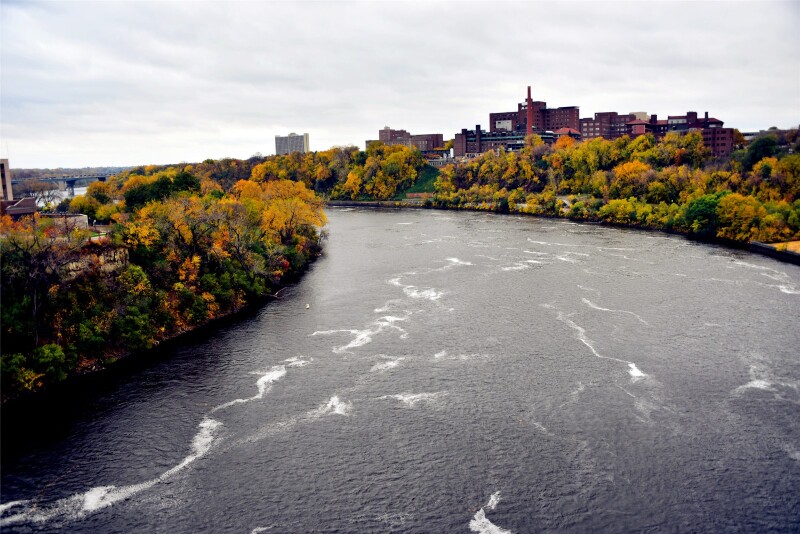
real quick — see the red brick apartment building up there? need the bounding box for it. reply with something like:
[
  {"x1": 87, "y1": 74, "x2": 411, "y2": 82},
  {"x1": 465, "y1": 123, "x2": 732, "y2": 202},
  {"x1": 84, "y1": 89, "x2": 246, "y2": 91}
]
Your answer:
[
  {"x1": 580, "y1": 110, "x2": 733, "y2": 157},
  {"x1": 368, "y1": 127, "x2": 444, "y2": 152}
]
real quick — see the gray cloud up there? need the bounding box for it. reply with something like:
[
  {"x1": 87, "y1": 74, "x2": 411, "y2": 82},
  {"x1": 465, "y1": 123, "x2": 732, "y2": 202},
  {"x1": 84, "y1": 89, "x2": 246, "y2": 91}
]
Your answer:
[{"x1": 1, "y1": 1, "x2": 798, "y2": 168}]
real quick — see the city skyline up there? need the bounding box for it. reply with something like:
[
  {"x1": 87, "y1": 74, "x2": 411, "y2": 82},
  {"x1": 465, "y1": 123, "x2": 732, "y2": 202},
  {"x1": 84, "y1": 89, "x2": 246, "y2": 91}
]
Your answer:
[{"x1": 1, "y1": 1, "x2": 798, "y2": 168}]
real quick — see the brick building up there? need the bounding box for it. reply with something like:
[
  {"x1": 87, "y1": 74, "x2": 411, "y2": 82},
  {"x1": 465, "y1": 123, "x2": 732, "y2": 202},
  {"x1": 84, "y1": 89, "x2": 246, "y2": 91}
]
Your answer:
[
  {"x1": 454, "y1": 125, "x2": 556, "y2": 157},
  {"x1": 488, "y1": 86, "x2": 579, "y2": 134},
  {"x1": 367, "y1": 127, "x2": 444, "y2": 152},
  {"x1": 378, "y1": 126, "x2": 411, "y2": 144},
  {"x1": 454, "y1": 86, "x2": 575, "y2": 156},
  {"x1": 580, "y1": 109, "x2": 733, "y2": 158}
]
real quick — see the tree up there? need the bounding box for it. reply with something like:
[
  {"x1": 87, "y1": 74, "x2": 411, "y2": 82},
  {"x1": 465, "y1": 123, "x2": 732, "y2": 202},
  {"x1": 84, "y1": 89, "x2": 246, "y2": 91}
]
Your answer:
[
  {"x1": 681, "y1": 193, "x2": 724, "y2": 237},
  {"x1": 743, "y1": 135, "x2": 778, "y2": 171},
  {"x1": 1, "y1": 214, "x2": 90, "y2": 348}
]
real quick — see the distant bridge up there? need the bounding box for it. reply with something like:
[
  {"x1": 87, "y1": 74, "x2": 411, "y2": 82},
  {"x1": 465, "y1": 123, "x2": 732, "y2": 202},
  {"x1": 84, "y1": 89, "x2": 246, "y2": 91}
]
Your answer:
[{"x1": 11, "y1": 174, "x2": 110, "y2": 195}]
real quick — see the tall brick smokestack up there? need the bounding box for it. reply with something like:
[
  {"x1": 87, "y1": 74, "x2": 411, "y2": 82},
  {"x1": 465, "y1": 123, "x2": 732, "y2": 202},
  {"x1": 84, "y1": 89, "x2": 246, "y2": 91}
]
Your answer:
[{"x1": 526, "y1": 86, "x2": 533, "y2": 135}]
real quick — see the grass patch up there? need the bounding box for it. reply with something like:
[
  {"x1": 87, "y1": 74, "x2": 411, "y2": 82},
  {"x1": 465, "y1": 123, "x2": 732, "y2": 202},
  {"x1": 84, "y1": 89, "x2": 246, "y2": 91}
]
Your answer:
[{"x1": 395, "y1": 165, "x2": 439, "y2": 199}]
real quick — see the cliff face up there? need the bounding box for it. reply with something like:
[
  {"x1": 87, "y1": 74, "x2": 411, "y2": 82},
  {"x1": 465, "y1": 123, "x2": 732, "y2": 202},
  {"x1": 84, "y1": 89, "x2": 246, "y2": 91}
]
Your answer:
[{"x1": 64, "y1": 246, "x2": 129, "y2": 280}]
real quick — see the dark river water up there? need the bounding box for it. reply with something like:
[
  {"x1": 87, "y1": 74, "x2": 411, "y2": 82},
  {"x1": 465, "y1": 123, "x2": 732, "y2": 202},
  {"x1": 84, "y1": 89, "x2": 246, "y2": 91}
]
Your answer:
[{"x1": 2, "y1": 208, "x2": 799, "y2": 533}]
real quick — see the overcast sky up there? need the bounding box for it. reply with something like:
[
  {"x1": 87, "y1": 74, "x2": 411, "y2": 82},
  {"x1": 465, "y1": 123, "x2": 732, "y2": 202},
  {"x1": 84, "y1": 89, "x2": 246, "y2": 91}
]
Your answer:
[{"x1": 1, "y1": 0, "x2": 798, "y2": 169}]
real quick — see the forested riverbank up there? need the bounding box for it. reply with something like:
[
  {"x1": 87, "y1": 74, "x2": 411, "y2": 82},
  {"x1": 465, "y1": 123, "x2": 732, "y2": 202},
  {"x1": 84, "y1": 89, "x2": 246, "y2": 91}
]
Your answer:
[
  {"x1": 1, "y1": 169, "x2": 326, "y2": 401},
  {"x1": 1, "y1": 143, "x2": 429, "y2": 401},
  {"x1": 428, "y1": 132, "x2": 800, "y2": 244},
  {"x1": 3, "y1": 130, "x2": 798, "y2": 399}
]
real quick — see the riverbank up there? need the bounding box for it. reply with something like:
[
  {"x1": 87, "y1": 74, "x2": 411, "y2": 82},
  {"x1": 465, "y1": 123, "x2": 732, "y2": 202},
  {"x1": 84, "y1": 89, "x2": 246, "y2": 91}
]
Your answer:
[
  {"x1": 1, "y1": 246, "x2": 322, "y2": 408},
  {"x1": 327, "y1": 200, "x2": 800, "y2": 266}
]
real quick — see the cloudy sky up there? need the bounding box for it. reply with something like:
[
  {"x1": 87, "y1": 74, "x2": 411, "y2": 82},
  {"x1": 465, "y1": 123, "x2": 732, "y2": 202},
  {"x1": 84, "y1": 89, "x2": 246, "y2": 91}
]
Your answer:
[{"x1": 1, "y1": 0, "x2": 798, "y2": 169}]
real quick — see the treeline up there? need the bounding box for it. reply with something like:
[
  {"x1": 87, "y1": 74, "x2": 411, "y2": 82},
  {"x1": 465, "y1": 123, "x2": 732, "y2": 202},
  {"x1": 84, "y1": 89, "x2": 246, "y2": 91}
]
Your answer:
[
  {"x1": 1, "y1": 165, "x2": 326, "y2": 399},
  {"x1": 56, "y1": 143, "x2": 428, "y2": 224},
  {"x1": 12, "y1": 166, "x2": 131, "y2": 181},
  {"x1": 431, "y1": 131, "x2": 800, "y2": 243}
]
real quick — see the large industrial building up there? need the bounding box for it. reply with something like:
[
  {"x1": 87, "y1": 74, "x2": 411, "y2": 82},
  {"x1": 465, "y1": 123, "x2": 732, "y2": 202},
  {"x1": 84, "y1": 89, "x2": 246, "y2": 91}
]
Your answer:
[
  {"x1": 454, "y1": 86, "x2": 579, "y2": 157},
  {"x1": 275, "y1": 133, "x2": 310, "y2": 155},
  {"x1": 489, "y1": 86, "x2": 580, "y2": 134},
  {"x1": 454, "y1": 86, "x2": 734, "y2": 158}
]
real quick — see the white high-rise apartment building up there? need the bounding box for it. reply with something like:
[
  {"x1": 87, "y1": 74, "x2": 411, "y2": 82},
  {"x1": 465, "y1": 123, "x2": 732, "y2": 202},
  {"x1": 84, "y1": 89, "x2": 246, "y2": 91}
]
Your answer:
[{"x1": 275, "y1": 133, "x2": 310, "y2": 155}]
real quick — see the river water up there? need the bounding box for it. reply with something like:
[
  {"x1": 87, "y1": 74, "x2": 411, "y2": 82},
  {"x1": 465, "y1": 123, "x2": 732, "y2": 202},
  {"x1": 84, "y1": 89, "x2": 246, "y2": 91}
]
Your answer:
[{"x1": 2, "y1": 208, "x2": 799, "y2": 533}]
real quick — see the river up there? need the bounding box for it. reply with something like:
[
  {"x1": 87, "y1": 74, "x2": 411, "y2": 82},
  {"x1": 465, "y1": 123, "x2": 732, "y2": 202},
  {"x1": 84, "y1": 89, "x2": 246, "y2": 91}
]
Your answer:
[{"x1": 2, "y1": 208, "x2": 799, "y2": 533}]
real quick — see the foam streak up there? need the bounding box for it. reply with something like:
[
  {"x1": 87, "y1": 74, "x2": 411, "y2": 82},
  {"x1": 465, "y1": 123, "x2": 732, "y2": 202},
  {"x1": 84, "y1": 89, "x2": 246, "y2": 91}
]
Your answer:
[
  {"x1": 1, "y1": 418, "x2": 223, "y2": 527},
  {"x1": 552, "y1": 309, "x2": 648, "y2": 381},
  {"x1": 469, "y1": 491, "x2": 512, "y2": 534},
  {"x1": 582, "y1": 298, "x2": 649, "y2": 325},
  {"x1": 212, "y1": 366, "x2": 287, "y2": 412}
]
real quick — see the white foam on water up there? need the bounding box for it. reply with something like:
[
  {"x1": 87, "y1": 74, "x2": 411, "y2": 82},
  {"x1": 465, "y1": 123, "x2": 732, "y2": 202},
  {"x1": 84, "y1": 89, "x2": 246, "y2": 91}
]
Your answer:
[
  {"x1": 486, "y1": 491, "x2": 501, "y2": 511},
  {"x1": 161, "y1": 418, "x2": 222, "y2": 477},
  {"x1": 501, "y1": 263, "x2": 531, "y2": 272},
  {"x1": 627, "y1": 362, "x2": 648, "y2": 381},
  {"x1": 582, "y1": 298, "x2": 649, "y2": 325},
  {"x1": 469, "y1": 491, "x2": 512, "y2": 534},
  {"x1": 732, "y1": 259, "x2": 783, "y2": 273},
  {"x1": 382, "y1": 392, "x2": 446, "y2": 407},
  {"x1": 284, "y1": 356, "x2": 311, "y2": 367},
  {"x1": 446, "y1": 257, "x2": 473, "y2": 266},
  {"x1": 1, "y1": 418, "x2": 223, "y2": 527},
  {"x1": 577, "y1": 285, "x2": 597, "y2": 292},
  {"x1": 528, "y1": 239, "x2": 580, "y2": 248},
  {"x1": 0, "y1": 501, "x2": 28, "y2": 515},
  {"x1": 555, "y1": 255, "x2": 579, "y2": 263},
  {"x1": 396, "y1": 222, "x2": 413, "y2": 225},
  {"x1": 336, "y1": 329, "x2": 375, "y2": 353},
  {"x1": 777, "y1": 285, "x2": 800, "y2": 294},
  {"x1": 374, "y1": 298, "x2": 404, "y2": 313},
  {"x1": 376, "y1": 512, "x2": 411, "y2": 528},
  {"x1": 370, "y1": 357, "x2": 405, "y2": 372},
  {"x1": 312, "y1": 328, "x2": 375, "y2": 354},
  {"x1": 314, "y1": 313, "x2": 410, "y2": 354},
  {"x1": 523, "y1": 250, "x2": 551, "y2": 257},
  {"x1": 435, "y1": 351, "x2": 491, "y2": 361},
  {"x1": 532, "y1": 422, "x2": 550, "y2": 434},
  {"x1": 403, "y1": 286, "x2": 443, "y2": 300},
  {"x1": 628, "y1": 363, "x2": 647, "y2": 380},
  {"x1": 736, "y1": 379, "x2": 774, "y2": 392},
  {"x1": 212, "y1": 366, "x2": 287, "y2": 412},
  {"x1": 781, "y1": 443, "x2": 800, "y2": 463},
  {"x1": 310, "y1": 395, "x2": 352, "y2": 417},
  {"x1": 553, "y1": 311, "x2": 648, "y2": 383},
  {"x1": 734, "y1": 364, "x2": 776, "y2": 395},
  {"x1": 726, "y1": 261, "x2": 800, "y2": 294}
]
